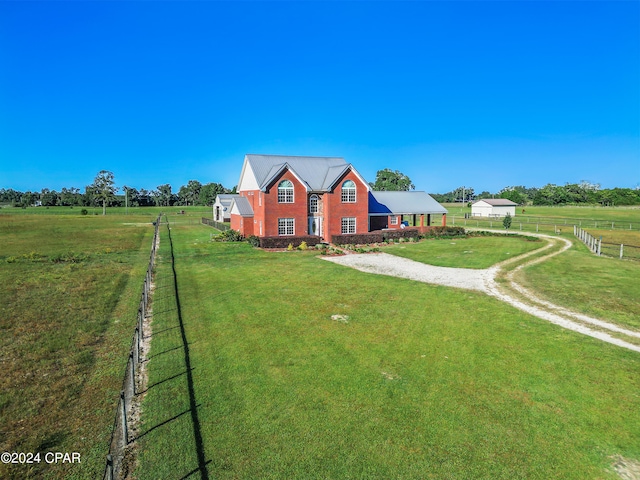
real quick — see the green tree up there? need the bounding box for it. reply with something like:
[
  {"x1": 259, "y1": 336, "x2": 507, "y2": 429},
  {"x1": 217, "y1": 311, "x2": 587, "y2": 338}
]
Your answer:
[
  {"x1": 155, "y1": 184, "x2": 173, "y2": 206},
  {"x1": 503, "y1": 212, "x2": 512, "y2": 231},
  {"x1": 199, "y1": 182, "x2": 228, "y2": 206},
  {"x1": 499, "y1": 188, "x2": 525, "y2": 205},
  {"x1": 370, "y1": 169, "x2": 415, "y2": 191},
  {"x1": 91, "y1": 170, "x2": 117, "y2": 215}
]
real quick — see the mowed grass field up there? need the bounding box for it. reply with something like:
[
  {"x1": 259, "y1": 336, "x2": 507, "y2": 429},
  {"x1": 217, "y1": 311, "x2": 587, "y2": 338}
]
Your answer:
[
  {"x1": 136, "y1": 220, "x2": 640, "y2": 479},
  {"x1": 385, "y1": 234, "x2": 543, "y2": 269},
  {"x1": 0, "y1": 213, "x2": 159, "y2": 479}
]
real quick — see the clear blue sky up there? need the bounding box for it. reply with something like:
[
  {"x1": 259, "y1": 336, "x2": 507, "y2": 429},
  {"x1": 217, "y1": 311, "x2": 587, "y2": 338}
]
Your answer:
[{"x1": 1, "y1": 1, "x2": 638, "y2": 194}]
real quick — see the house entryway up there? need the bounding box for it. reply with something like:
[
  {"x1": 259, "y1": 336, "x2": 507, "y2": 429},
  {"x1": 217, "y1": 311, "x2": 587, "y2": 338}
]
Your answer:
[{"x1": 309, "y1": 217, "x2": 323, "y2": 238}]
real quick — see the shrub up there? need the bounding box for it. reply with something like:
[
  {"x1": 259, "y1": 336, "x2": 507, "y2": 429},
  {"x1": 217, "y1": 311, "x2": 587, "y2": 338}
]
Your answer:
[
  {"x1": 298, "y1": 241, "x2": 308, "y2": 250},
  {"x1": 214, "y1": 229, "x2": 244, "y2": 242},
  {"x1": 246, "y1": 235, "x2": 260, "y2": 247},
  {"x1": 331, "y1": 233, "x2": 384, "y2": 245},
  {"x1": 287, "y1": 243, "x2": 294, "y2": 251},
  {"x1": 382, "y1": 228, "x2": 420, "y2": 242},
  {"x1": 259, "y1": 236, "x2": 323, "y2": 249},
  {"x1": 420, "y1": 226, "x2": 466, "y2": 238},
  {"x1": 81, "y1": 209, "x2": 88, "y2": 215}
]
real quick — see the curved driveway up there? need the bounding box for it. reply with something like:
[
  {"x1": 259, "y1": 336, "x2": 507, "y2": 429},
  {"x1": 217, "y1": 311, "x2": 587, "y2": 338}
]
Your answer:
[{"x1": 322, "y1": 236, "x2": 640, "y2": 353}]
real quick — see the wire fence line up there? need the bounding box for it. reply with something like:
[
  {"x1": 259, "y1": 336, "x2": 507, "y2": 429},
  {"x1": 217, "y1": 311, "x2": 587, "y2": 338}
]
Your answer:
[
  {"x1": 573, "y1": 225, "x2": 640, "y2": 261},
  {"x1": 450, "y1": 213, "x2": 640, "y2": 232},
  {"x1": 103, "y1": 214, "x2": 161, "y2": 480},
  {"x1": 201, "y1": 217, "x2": 230, "y2": 231}
]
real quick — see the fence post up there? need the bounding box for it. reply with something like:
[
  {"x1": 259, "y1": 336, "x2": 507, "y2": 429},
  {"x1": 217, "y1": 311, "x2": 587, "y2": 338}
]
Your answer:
[
  {"x1": 598, "y1": 238, "x2": 601, "y2": 256},
  {"x1": 120, "y1": 391, "x2": 128, "y2": 445},
  {"x1": 106, "y1": 454, "x2": 113, "y2": 480},
  {"x1": 130, "y1": 351, "x2": 136, "y2": 395},
  {"x1": 620, "y1": 244, "x2": 624, "y2": 259}
]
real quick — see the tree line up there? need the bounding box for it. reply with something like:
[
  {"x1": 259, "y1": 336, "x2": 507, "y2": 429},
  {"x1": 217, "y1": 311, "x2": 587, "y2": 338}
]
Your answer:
[
  {"x1": 0, "y1": 171, "x2": 235, "y2": 210},
  {"x1": 2, "y1": 169, "x2": 639, "y2": 209},
  {"x1": 430, "y1": 182, "x2": 640, "y2": 206},
  {"x1": 369, "y1": 170, "x2": 640, "y2": 206}
]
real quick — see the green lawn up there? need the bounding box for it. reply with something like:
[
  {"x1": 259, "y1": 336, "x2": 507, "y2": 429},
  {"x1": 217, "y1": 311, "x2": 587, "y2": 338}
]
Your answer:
[
  {"x1": 0, "y1": 214, "x2": 155, "y2": 479},
  {"x1": 136, "y1": 221, "x2": 640, "y2": 479},
  {"x1": 384, "y1": 235, "x2": 543, "y2": 269}
]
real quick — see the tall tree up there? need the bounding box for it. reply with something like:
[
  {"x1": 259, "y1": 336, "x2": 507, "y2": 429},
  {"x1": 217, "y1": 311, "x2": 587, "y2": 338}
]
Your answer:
[
  {"x1": 199, "y1": 182, "x2": 228, "y2": 206},
  {"x1": 91, "y1": 170, "x2": 117, "y2": 215},
  {"x1": 156, "y1": 184, "x2": 173, "y2": 206},
  {"x1": 370, "y1": 169, "x2": 415, "y2": 191}
]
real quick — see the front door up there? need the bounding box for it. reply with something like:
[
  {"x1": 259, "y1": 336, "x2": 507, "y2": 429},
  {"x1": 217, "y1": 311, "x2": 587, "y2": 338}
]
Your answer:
[{"x1": 309, "y1": 217, "x2": 322, "y2": 237}]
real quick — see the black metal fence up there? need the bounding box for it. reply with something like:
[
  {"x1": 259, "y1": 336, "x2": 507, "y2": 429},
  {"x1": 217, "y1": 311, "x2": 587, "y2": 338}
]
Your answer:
[
  {"x1": 103, "y1": 214, "x2": 161, "y2": 480},
  {"x1": 201, "y1": 216, "x2": 230, "y2": 231}
]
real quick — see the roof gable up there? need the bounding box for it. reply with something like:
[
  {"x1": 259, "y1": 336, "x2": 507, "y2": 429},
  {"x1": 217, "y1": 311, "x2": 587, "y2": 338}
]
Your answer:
[
  {"x1": 215, "y1": 194, "x2": 239, "y2": 208},
  {"x1": 230, "y1": 196, "x2": 254, "y2": 217},
  {"x1": 242, "y1": 154, "x2": 365, "y2": 192}
]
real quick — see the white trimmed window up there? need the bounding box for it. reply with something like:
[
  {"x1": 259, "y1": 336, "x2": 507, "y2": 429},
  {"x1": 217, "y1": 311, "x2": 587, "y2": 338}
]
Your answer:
[
  {"x1": 390, "y1": 215, "x2": 398, "y2": 225},
  {"x1": 278, "y1": 218, "x2": 295, "y2": 236},
  {"x1": 278, "y1": 180, "x2": 294, "y2": 203},
  {"x1": 341, "y1": 180, "x2": 356, "y2": 203},
  {"x1": 341, "y1": 217, "x2": 356, "y2": 234},
  {"x1": 309, "y1": 194, "x2": 319, "y2": 213}
]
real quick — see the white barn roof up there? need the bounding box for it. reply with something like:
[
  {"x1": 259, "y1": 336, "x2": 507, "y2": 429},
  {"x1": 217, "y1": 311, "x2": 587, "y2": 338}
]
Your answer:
[{"x1": 473, "y1": 199, "x2": 517, "y2": 206}]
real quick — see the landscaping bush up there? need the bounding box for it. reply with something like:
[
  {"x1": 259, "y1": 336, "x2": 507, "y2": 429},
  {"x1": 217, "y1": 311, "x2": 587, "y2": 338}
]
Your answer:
[
  {"x1": 259, "y1": 236, "x2": 323, "y2": 249},
  {"x1": 246, "y1": 235, "x2": 260, "y2": 247},
  {"x1": 331, "y1": 232, "x2": 384, "y2": 245},
  {"x1": 214, "y1": 229, "x2": 244, "y2": 242},
  {"x1": 420, "y1": 226, "x2": 466, "y2": 238},
  {"x1": 382, "y1": 228, "x2": 420, "y2": 242}
]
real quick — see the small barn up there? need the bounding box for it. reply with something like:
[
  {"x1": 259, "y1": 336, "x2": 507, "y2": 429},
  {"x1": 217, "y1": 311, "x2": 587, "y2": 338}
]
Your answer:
[
  {"x1": 213, "y1": 194, "x2": 239, "y2": 222},
  {"x1": 471, "y1": 199, "x2": 517, "y2": 218}
]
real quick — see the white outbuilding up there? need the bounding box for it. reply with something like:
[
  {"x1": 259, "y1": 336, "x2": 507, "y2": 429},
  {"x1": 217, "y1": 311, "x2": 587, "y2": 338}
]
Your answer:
[
  {"x1": 212, "y1": 194, "x2": 239, "y2": 222},
  {"x1": 471, "y1": 199, "x2": 517, "y2": 218}
]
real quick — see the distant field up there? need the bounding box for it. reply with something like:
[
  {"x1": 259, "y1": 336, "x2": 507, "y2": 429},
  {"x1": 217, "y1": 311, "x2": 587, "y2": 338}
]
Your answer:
[
  {"x1": 443, "y1": 203, "x2": 640, "y2": 229},
  {"x1": 0, "y1": 214, "x2": 154, "y2": 479},
  {"x1": 0, "y1": 204, "x2": 212, "y2": 217}
]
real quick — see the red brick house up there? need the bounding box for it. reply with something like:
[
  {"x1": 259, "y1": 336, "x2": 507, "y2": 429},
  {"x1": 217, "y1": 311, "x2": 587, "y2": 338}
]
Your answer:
[
  {"x1": 231, "y1": 154, "x2": 370, "y2": 240},
  {"x1": 230, "y1": 154, "x2": 447, "y2": 242}
]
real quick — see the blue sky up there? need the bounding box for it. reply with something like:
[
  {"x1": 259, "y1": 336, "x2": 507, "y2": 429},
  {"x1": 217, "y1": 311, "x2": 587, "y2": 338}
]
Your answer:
[{"x1": 1, "y1": 1, "x2": 638, "y2": 194}]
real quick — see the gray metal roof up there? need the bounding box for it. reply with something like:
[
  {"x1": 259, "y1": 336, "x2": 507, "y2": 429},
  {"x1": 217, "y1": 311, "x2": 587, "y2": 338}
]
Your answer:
[
  {"x1": 245, "y1": 154, "x2": 350, "y2": 191},
  {"x1": 231, "y1": 196, "x2": 254, "y2": 217},
  {"x1": 473, "y1": 199, "x2": 517, "y2": 206},
  {"x1": 369, "y1": 191, "x2": 448, "y2": 215},
  {"x1": 216, "y1": 194, "x2": 239, "y2": 208}
]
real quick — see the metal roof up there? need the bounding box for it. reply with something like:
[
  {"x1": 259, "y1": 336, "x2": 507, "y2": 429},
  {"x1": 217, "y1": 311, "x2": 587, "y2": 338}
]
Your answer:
[
  {"x1": 230, "y1": 196, "x2": 254, "y2": 217},
  {"x1": 215, "y1": 194, "x2": 239, "y2": 207},
  {"x1": 369, "y1": 191, "x2": 448, "y2": 215},
  {"x1": 245, "y1": 154, "x2": 351, "y2": 192},
  {"x1": 473, "y1": 199, "x2": 517, "y2": 206}
]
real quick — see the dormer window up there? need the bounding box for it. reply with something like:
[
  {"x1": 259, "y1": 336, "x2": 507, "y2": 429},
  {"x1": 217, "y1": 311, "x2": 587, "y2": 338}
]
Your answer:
[
  {"x1": 341, "y1": 180, "x2": 356, "y2": 203},
  {"x1": 278, "y1": 180, "x2": 294, "y2": 203}
]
